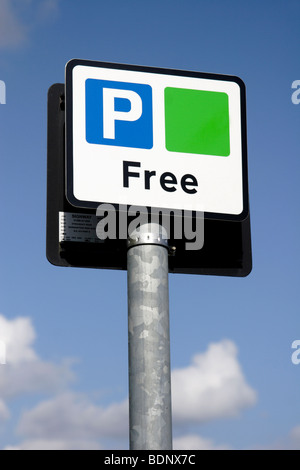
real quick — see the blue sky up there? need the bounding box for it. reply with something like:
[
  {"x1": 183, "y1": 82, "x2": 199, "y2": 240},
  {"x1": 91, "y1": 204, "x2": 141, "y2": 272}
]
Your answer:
[{"x1": 0, "y1": 0, "x2": 299, "y2": 450}]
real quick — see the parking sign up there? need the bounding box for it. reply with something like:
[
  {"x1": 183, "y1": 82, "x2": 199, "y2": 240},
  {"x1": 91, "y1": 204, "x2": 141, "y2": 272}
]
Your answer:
[
  {"x1": 65, "y1": 59, "x2": 249, "y2": 220},
  {"x1": 48, "y1": 81, "x2": 251, "y2": 276}
]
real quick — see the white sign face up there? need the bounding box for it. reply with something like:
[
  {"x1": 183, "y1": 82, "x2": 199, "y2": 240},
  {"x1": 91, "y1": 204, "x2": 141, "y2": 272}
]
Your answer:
[{"x1": 66, "y1": 60, "x2": 248, "y2": 220}]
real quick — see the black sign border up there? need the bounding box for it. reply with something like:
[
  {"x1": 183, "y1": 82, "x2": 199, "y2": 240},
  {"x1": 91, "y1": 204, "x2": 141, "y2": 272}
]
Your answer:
[{"x1": 65, "y1": 59, "x2": 249, "y2": 222}]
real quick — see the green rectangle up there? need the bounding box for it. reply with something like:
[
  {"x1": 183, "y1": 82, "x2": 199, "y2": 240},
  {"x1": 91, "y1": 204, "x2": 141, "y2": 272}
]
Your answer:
[{"x1": 164, "y1": 87, "x2": 230, "y2": 156}]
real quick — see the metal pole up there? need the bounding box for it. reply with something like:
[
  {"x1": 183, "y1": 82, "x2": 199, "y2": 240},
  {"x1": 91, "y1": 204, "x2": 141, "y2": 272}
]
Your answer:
[{"x1": 127, "y1": 223, "x2": 172, "y2": 450}]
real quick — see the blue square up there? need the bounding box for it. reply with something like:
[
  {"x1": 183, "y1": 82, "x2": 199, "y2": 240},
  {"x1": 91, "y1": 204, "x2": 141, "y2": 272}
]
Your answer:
[{"x1": 86, "y1": 79, "x2": 153, "y2": 149}]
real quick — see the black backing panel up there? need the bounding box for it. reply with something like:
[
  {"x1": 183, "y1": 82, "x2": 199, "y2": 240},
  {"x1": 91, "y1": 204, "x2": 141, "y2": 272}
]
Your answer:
[{"x1": 47, "y1": 83, "x2": 252, "y2": 276}]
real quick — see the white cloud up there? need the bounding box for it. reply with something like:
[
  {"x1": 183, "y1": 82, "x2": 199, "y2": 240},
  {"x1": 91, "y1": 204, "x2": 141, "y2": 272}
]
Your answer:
[
  {"x1": 15, "y1": 394, "x2": 234, "y2": 450},
  {"x1": 173, "y1": 434, "x2": 230, "y2": 450},
  {"x1": 0, "y1": 314, "x2": 37, "y2": 364},
  {"x1": 171, "y1": 339, "x2": 257, "y2": 424},
  {"x1": 17, "y1": 392, "x2": 128, "y2": 441},
  {"x1": 0, "y1": 316, "x2": 256, "y2": 450},
  {"x1": 288, "y1": 425, "x2": 300, "y2": 450},
  {"x1": 0, "y1": 0, "x2": 60, "y2": 49},
  {"x1": 0, "y1": 357, "x2": 75, "y2": 399},
  {"x1": 4, "y1": 438, "x2": 102, "y2": 451},
  {"x1": 251, "y1": 425, "x2": 300, "y2": 450},
  {"x1": 0, "y1": 0, "x2": 27, "y2": 48},
  {"x1": 0, "y1": 314, "x2": 75, "y2": 423},
  {"x1": 9, "y1": 338, "x2": 256, "y2": 449}
]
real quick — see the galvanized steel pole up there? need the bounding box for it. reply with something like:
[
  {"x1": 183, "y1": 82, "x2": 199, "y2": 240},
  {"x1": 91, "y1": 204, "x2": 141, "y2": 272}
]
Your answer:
[{"x1": 127, "y1": 223, "x2": 172, "y2": 450}]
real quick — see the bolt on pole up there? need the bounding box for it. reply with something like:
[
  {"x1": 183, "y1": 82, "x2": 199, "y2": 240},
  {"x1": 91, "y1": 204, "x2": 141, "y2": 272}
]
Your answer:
[{"x1": 127, "y1": 223, "x2": 172, "y2": 450}]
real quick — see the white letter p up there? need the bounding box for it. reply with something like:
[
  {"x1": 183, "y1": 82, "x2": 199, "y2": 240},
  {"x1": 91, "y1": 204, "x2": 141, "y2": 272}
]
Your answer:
[{"x1": 103, "y1": 88, "x2": 142, "y2": 139}]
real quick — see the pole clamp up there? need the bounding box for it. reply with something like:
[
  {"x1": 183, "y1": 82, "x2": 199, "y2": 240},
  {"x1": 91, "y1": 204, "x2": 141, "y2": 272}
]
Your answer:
[{"x1": 127, "y1": 223, "x2": 169, "y2": 250}]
